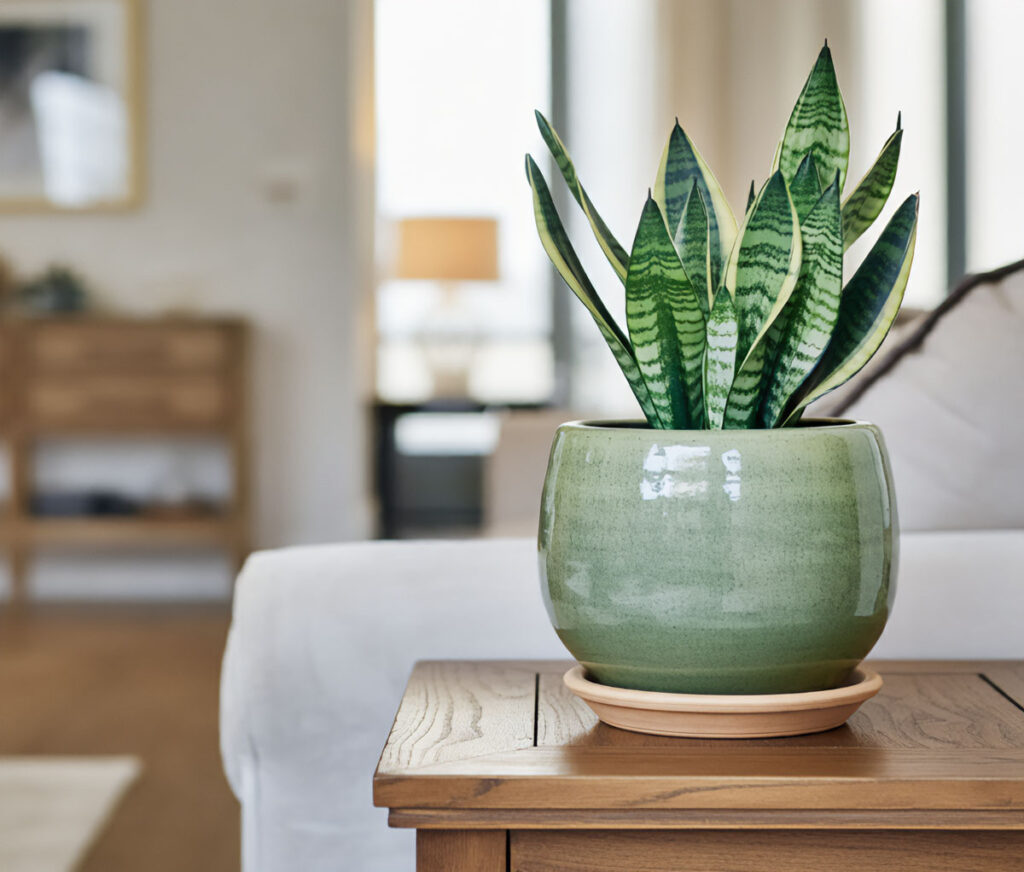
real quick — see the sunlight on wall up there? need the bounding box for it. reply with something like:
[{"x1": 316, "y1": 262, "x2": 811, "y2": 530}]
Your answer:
[{"x1": 966, "y1": 0, "x2": 1024, "y2": 273}]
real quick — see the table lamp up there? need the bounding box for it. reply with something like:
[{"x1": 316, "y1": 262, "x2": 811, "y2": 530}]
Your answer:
[{"x1": 393, "y1": 216, "x2": 500, "y2": 397}]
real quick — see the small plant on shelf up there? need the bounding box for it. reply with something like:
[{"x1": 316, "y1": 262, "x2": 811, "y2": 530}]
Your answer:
[{"x1": 526, "y1": 41, "x2": 916, "y2": 430}]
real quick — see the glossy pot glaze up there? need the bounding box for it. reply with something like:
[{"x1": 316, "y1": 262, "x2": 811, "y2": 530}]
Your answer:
[{"x1": 538, "y1": 419, "x2": 898, "y2": 694}]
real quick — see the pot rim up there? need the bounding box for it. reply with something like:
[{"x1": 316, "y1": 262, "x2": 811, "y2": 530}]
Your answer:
[{"x1": 560, "y1": 417, "x2": 869, "y2": 435}]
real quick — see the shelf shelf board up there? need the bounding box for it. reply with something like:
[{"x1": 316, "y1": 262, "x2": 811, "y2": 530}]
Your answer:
[
  {"x1": 19, "y1": 516, "x2": 238, "y2": 549},
  {"x1": 0, "y1": 512, "x2": 15, "y2": 543}
]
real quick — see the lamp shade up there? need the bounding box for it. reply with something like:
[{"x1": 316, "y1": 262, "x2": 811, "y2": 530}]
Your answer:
[{"x1": 395, "y1": 217, "x2": 499, "y2": 281}]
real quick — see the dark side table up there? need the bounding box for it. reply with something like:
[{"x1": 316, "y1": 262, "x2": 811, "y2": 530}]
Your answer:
[{"x1": 374, "y1": 659, "x2": 1024, "y2": 871}]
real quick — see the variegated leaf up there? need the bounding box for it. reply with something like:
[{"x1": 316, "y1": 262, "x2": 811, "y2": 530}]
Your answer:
[
  {"x1": 672, "y1": 180, "x2": 712, "y2": 319},
  {"x1": 785, "y1": 193, "x2": 919, "y2": 421},
  {"x1": 789, "y1": 152, "x2": 823, "y2": 224},
  {"x1": 760, "y1": 177, "x2": 843, "y2": 428},
  {"x1": 724, "y1": 341, "x2": 768, "y2": 429},
  {"x1": 751, "y1": 159, "x2": 824, "y2": 415},
  {"x1": 842, "y1": 117, "x2": 903, "y2": 250},
  {"x1": 703, "y1": 289, "x2": 737, "y2": 430},
  {"x1": 654, "y1": 123, "x2": 737, "y2": 287},
  {"x1": 525, "y1": 155, "x2": 660, "y2": 424},
  {"x1": 724, "y1": 171, "x2": 803, "y2": 364},
  {"x1": 535, "y1": 110, "x2": 629, "y2": 282},
  {"x1": 627, "y1": 196, "x2": 706, "y2": 429},
  {"x1": 745, "y1": 180, "x2": 756, "y2": 215},
  {"x1": 774, "y1": 43, "x2": 850, "y2": 191}
]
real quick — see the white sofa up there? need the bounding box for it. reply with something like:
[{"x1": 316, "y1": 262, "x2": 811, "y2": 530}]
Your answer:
[
  {"x1": 220, "y1": 539, "x2": 568, "y2": 872},
  {"x1": 220, "y1": 533, "x2": 1024, "y2": 872},
  {"x1": 221, "y1": 261, "x2": 1024, "y2": 871}
]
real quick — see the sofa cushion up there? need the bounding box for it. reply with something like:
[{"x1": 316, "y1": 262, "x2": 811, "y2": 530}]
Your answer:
[
  {"x1": 826, "y1": 259, "x2": 1024, "y2": 531},
  {"x1": 220, "y1": 539, "x2": 567, "y2": 872},
  {"x1": 221, "y1": 534, "x2": 1023, "y2": 871}
]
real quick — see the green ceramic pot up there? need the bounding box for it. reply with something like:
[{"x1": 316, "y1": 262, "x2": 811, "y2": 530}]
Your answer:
[{"x1": 538, "y1": 419, "x2": 898, "y2": 695}]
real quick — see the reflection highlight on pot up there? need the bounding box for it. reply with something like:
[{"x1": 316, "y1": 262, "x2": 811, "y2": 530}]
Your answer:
[
  {"x1": 722, "y1": 449, "x2": 742, "y2": 502},
  {"x1": 640, "y1": 444, "x2": 711, "y2": 501}
]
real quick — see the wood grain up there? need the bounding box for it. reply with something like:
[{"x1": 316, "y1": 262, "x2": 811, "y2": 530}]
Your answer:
[
  {"x1": 391, "y1": 807, "x2": 1024, "y2": 831},
  {"x1": 417, "y1": 830, "x2": 506, "y2": 871},
  {"x1": 377, "y1": 661, "x2": 1024, "y2": 868},
  {"x1": 511, "y1": 829, "x2": 1024, "y2": 872},
  {"x1": 538, "y1": 667, "x2": 1024, "y2": 750},
  {"x1": 0, "y1": 607, "x2": 238, "y2": 872},
  {"x1": 985, "y1": 663, "x2": 1024, "y2": 710},
  {"x1": 375, "y1": 744, "x2": 1024, "y2": 811},
  {"x1": 376, "y1": 661, "x2": 537, "y2": 774},
  {"x1": 375, "y1": 660, "x2": 1024, "y2": 817}
]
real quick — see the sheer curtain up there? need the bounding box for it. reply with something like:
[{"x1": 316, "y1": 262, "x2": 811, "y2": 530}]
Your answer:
[{"x1": 966, "y1": 0, "x2": 1024, "y2": 273}]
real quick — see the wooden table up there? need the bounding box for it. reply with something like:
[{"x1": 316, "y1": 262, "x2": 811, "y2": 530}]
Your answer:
[{"x1": 373, "y1": 660, "x2": 1024, "y2": 871}]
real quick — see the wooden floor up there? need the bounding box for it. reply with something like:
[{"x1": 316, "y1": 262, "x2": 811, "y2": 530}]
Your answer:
[{"x1": 0, "y1": 606, "x2": 240, "y2": 871}]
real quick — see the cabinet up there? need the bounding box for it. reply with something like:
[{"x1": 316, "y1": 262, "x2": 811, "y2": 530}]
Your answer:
[{"x1": 0, "y1": 318, "x2": 249, "y2": 603}]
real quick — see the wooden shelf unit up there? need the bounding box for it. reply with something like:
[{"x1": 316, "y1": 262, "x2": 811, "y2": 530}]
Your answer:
[{"x1": 0, "y1": 317, "x2": 249, "y2": 603}]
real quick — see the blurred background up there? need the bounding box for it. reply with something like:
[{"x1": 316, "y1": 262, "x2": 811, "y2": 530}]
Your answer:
[
  {"x1": 372, "y1": 0, "x2": 1018, "y2": 541},
  {"x1": 0, "y1": 1, "x2": 1020, "y2": 869}
]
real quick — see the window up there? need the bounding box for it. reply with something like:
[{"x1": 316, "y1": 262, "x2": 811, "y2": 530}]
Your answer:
[
  {"x1": 374, "y1": 0, "x2": 553, "y2": 403},
  {"x1": 966, "y1": 0, "x2": 1024, "y2": 273},
  {"x1": 853, "y1": 0, "x2": 946, "y2": 308}
]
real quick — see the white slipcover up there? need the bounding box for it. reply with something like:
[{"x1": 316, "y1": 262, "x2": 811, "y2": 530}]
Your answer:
[
  {"x1": 220, "y1": 539, "x2": 566, "y2": 872},
  {"x1": 222, "y1": 264, "x2": 1024, "y2": 871},
  {"x1": 221, "y1": 533, "x2": 1024, "y2": 872},
  {"x1": 839, "y1": 266, "x2": 1024, "y2": 531}
]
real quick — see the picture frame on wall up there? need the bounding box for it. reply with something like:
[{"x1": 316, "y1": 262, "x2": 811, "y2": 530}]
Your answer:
[{"x1": 0, "y1": 0, "x2": 142, "y2": 211}]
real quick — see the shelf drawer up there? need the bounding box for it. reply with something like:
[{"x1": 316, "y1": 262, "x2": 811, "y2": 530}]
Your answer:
[
  {"x1": 27, "y1": 323, "x2": 232, "y2": 372},
  {"x1": 26, "y1": 375, "x2": 229, "y2": 429}
]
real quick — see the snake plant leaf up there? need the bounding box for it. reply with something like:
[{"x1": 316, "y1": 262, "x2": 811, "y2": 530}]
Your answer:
[
  {"x1": 673, "y1": 181, "x2": 712, "y2": 319},
  {"x1": 759, "y1": 157, "x2": 823, "y2": 400},
  {"x1": 785, "y1": 192, "x2": 919, "y2": 421},
  {"x1": 525, "y1": 155, "x2": 660, "y2": 424},
  {"x1": 703, "y1": 288, "x2": 738, "y2": 429},
  {"x1": 789, "y1": 153, "x2": 824, "y2": 224},
  {"x1": 723, "y1": 341, "x2": 768, "y2": 429},
  {"x1": 534, "y1": 110, "x2": 629, "y2": 282},
  {"x1": 725, "y1": 170, "x2": 803, "y2": 365},
  {"x1": 627, "y1": 196, "x2": 707, "y2": 429},
  {"x1": 774, "y1": 42, "x2": 850, "y2": 191},
  {"x1": 654, "y1": 123, "x2": 737, "y2": 286},
  {"x1": 841, "y1": 116, "x2": 903, "y2": 250},
  {"x1": 759, "y1": 177, "x2": 843, "y2": 428},
  {"x1": 745, "y1": 181, "x2": 756, "y2": 215}
]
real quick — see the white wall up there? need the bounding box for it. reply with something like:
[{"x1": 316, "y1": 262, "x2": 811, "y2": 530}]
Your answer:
[{"x1": 0, "y1": 0, "x2": 375, "y2": 598}]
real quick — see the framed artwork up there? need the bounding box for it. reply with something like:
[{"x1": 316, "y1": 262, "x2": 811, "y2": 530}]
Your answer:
[{"x1": 0, "y1": 0, "x2": 142, "y2": 211}]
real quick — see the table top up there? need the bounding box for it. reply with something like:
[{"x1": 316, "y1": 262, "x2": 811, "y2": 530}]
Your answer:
[{"x1": 373, "y1": 659, "x2": 1024, "y2": 831}]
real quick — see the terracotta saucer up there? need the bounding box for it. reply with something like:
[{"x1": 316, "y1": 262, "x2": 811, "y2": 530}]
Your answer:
[{"x1": 563, "y1": 666, "x2": 882, "y2": 739}]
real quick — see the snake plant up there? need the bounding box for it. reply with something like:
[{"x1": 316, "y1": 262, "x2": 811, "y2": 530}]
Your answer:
[{"x1": 526, "y1": 42, "x2": 918, "y2": 429}]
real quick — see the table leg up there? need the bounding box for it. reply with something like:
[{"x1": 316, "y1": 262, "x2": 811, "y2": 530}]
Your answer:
[{"x1": 417, "y1": 830, "x2": 506, "y2": 871}]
